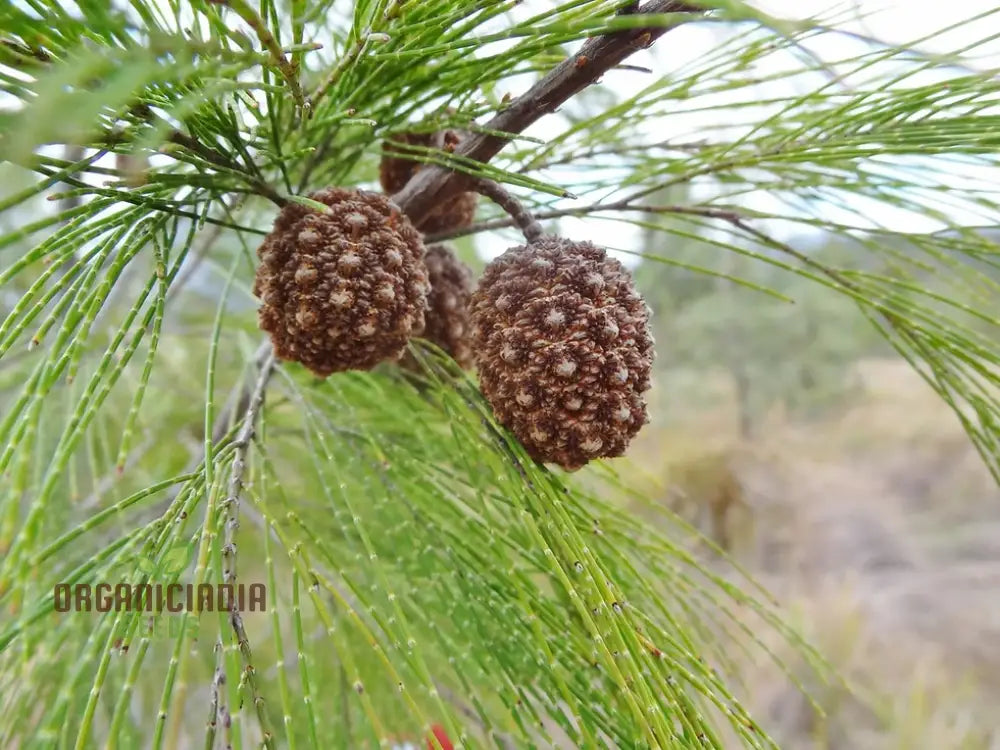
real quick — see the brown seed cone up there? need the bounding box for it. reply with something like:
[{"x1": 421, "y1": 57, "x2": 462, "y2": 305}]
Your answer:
[
  {"x1": 379, "y1": 130, "x2": 478, "y2": 234},
  {"x1": 402, "y1": 244, "x2": 475, "y2": 371},
  {"x1": 470, "y1": 237, "x2": 654, "y2": 470},
  {"x1": 253, "y1": 187, "x2": 429, "y2": 376}
]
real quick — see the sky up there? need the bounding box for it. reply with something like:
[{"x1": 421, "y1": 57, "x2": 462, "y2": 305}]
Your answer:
[{"x1": 472, "y1": 0, "x2": 1000, "y2": 263}]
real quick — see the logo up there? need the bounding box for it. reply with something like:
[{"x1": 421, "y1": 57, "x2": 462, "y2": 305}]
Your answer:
[{"x1": 54, "y1": 543, "x2": 266, "y2": 614}]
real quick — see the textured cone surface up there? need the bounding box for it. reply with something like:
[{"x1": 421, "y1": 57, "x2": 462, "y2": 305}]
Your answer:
[
  {"x1": 470, "y1": 237, "x2": 654, "y2": 470},
  {"x1": 379, "y1": 131, "x2": 478, "y2": 234},
  {"x1": 253, "y1": 188, "x2": 429, "y2": 376},
  {"x1": 403, "y1": 244, "x2": 475, "y2": 371}
]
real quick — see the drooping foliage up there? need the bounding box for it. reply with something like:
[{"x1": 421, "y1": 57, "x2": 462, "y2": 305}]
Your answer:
[{"x1": 1, "y1": 1, "x2": 998, "y2": 747}]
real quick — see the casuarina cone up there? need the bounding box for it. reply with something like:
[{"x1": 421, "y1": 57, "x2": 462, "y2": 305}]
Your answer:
[
  {"x1": 402, "y1": 244, "x2": 475, "y2": 371},
  {"x1": 470, "y1": 236, "x2": 654, "y2": 470},
  {"x1": 254, "y1": 187, "x2": 429, "y2": 376}
]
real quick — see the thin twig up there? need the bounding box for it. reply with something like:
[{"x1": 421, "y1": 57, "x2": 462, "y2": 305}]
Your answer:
[
  {"x1": 34, "y1": 166, "x2": 266, "y2": 235},
  {"x1": 150, "y1": 341, "x2": 273, "y2": 519},
  {"x1": 730, "y1": 217, "x2": 861, "y2": 292},
  {"x1": 309, "y1": 0, "x2": 405, "y2": 109},
  {"x1": 207, "y1": 649, "x2": 231, "y2": 750},
  {"x1": 471, "y1": 178, "x2": 543, "y2": 243},
  {"x1": 220, "y1": 348, "x2": 275, "y2": 587},
  {"x1": 517, "y1": 138, "x2": 710, "y2": 173},
  {"x1": 425, "y1": 198, "x2": 742, "y2": 243},
  {"x1": 164, "y1": 130, "x2": 288, "y2": 208},
  {"x1": 428, "y1": 189, "x2": 868, "y2": 310},
  {"x1": 719, "y1": 218, "x2": 931, "y2": 392},
  {"x1": 391, "y1": 0, "x2": 703, "y2": 226},
  {"x1": 219, "y1": 345, "x2": 277, "y2": 749},
  {"x1": 226, "y1": 0, "x2": 309, "y2": 114},
  {"x1": 19, "y1": 90, "x2": 288, "y2": 208},
  {"x1": 311, "y1": 36, "x2": 369, "y2": 110}
]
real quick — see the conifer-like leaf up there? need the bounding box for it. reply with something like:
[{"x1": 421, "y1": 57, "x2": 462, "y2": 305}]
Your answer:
[{"x1": 2, "y1": 1, "x2": 998, "y2": 748}]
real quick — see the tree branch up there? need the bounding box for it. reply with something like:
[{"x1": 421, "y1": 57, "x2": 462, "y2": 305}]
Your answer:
[{"x1": 390, "y1": 0, "x2": 702, "y2": 225}]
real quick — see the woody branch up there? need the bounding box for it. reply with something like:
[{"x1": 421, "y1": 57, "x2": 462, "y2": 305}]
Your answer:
[{"x1": 391, "y1": 0, "x2": 704, "y2": 225}]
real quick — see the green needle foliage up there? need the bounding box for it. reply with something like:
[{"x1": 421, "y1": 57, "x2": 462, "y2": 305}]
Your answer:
[{"x1": 0, "y1": 0, "x2": 998, "y2": 748}]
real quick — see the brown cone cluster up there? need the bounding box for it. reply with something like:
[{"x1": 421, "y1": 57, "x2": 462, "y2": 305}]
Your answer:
[
  {"x1": 469, "y1": 237, "x2": 654, "y2": 470},
  {"x1": 253, "y1": 188, "x2": 429, "y2": 376},
  {"x1": 379, "y1": 130, "x2": 478, "y2": 234},
  {"x1": 403, "y1": 244, "x2": 475, "y2": 370}
]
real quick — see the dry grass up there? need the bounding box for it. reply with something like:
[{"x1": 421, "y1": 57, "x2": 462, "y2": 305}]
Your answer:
[{"x1": 633, "y1": 358, "x2": 1000, "y2": 749}]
